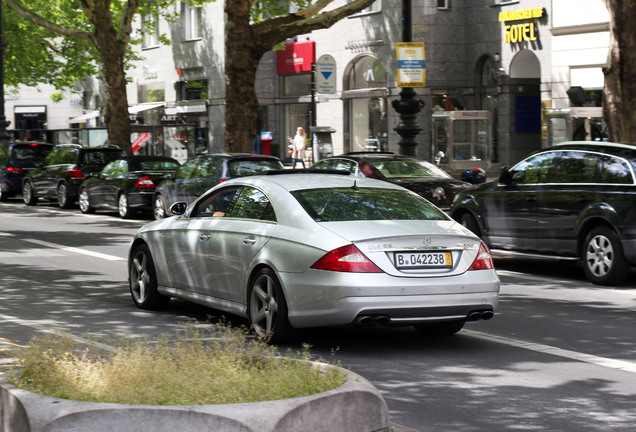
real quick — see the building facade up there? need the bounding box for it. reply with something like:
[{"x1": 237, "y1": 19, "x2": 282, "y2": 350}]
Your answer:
[{"x1": 11, "y1": 0, "x2": 607, "y2": 175}]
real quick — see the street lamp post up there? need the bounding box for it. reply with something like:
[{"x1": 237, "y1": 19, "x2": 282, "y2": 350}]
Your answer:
[
  {"x1": 392, "y1": 0, "x2": 423, "y2": 156},
  {"x1": 0, "y1": 0, "x2": 11, "y2": 143}
]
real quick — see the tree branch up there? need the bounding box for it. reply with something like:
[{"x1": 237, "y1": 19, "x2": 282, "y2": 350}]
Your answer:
[{"x1": 4, "y1": 0, "x2": 95, "y2": 43}]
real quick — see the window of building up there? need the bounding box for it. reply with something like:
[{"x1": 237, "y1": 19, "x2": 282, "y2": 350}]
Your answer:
[
  {"x1": 184, "y1": 2, "x2": 202, "y2": 40},
  {"x1": 350, "y1": 0, "x2": 381, "y2": 16},
  {"x1": 176, "y1": 80, "x2": 209, "y2": 101},
  {"x1": 138, "y1": 84, "x2": 165, "y2": 102},
  {"x1": 141, "y1": 14, "x2": 159, "y2": 49},
  {"x1": 344, "y1": 56, "x2": 388, "y2": 153}
]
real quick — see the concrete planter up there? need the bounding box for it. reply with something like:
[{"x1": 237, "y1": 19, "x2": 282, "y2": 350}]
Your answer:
[{"x1": 0, "y1": 366, "x2": 389, "y2": 432}]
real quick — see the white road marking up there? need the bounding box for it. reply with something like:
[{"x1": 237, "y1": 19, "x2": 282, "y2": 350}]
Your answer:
[
  {"x1": 21, "y1": 238, "x2": 125, "y2": 261},
  {"x1": 464, "y1": 329, "x2": 636, "y2": 374}
]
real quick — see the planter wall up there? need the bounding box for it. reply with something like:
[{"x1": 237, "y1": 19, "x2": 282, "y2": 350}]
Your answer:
[{"x1": 0, "y1": 367, "x2": 389, "y2": 432}]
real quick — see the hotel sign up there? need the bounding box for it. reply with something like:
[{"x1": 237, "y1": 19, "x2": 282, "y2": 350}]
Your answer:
[{"x1": 499, "y1": 8, "x2": 544, "y2": 44}]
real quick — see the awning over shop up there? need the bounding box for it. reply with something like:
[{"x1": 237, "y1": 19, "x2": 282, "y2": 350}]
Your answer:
[
  {"x1": 128, "y1": 102, "x2": 165, "y2": 114},
  {"x1": 175, "y1": 103, "x2": 207, "y2": 113},
  {"x1": 67, "y1": 110, "x2": 100, "y2": 124}
]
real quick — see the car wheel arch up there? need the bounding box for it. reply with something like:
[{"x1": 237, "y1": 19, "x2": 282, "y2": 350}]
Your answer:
[
  {"x1": 452, "y1": 207, "x2": 484, "y2": 236},
  {"x1": 576, "y1": 217, "x2": 620, "y2": 256}
]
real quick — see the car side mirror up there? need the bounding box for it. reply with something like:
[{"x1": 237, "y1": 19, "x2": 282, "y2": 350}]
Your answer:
[
  {"x1": 170, "y1": 201, "x2": 188, "y2": 216},
  {"x1": 498, "y1": 165, "x2": 512, "y2": 185}
]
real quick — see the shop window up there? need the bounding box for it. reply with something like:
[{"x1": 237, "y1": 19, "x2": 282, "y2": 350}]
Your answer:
[
  {"x1": 141, "y1": 14, "x2": 159, "y2": 49},
  {"x1": 344, "y1": 56, "x2": 388, "y2": 152},
  {"x1": 184, "y1": 2, "x2": 202, "y2": 40}
]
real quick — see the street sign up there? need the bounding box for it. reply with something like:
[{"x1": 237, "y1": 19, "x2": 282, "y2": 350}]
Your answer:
[
  {"x1": 316, "y1": 54, "x2": 337, "y2": 94},
  {"x1": 396, "y1": 42, "x2": 426, "y2": 87}
]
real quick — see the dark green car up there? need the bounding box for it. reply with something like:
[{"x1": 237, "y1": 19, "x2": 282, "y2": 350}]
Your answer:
[{"x1": 450, "y1": 141, "x2": 636, "y2": 286}]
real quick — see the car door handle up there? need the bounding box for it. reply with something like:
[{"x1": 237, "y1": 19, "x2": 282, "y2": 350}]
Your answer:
[
  {"x1": 577, "y1": 195, "x2": 588, "y2": 203},
  {"x1": 526, "y1": 195, "x2": 537, "y2": 202},
  {"x1": 243, "y1": 236, "x2": 257, "y2": 246},
  {"x1": 199, "y1": 233, "x2": 211, "y2": 241}
]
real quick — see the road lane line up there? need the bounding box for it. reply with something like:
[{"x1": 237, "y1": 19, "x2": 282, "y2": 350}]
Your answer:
[
  {"x1": 22, "y1": 238, "x2": 125, "y2": 261},
  {"x1": 464, "y1": 329, "x2": 636, "y2": 374}
]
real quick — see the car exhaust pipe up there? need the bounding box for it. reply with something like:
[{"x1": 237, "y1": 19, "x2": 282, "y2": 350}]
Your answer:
[
  {"x1": 480, "y1": 310, "x2": 494, "y2": 320},
  {"x1": 467, "y1": 310, "x2": 495, "y2": 321},
  {"x1": 375, "y1": 315, "x2": 390, "y2": 326},
  {"x1": 357, "y1": 316, "x2": 374, "y2": 326}
]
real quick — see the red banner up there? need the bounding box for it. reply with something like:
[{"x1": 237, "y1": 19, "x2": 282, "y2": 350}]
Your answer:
[
  {"x1": 276, "y1": 41, "x2": 316, "y2": 75},
  {"x1": 131, "y1": 132, "x2": 151, "y2": 153}
]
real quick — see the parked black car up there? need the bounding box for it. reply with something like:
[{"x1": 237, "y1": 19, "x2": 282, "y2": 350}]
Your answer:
[
  {"x1": 311, "y1": 152, "x2": 473, "y2": 211},
  {"x1": 153, "y1": 153, "x2": 284, "y2": 219},
  {"x1": 450, "y1": 141, "x2": 636, "y2": 286},
  {"x1": 79, "y1": 155, "x2": 180, "y2": 218},
  {"x1": 22, "y1": 144, "x2": 125, "y2": 208},
  {"x1": 0, "y1": 141, "x2": 54, "y2": 201}
]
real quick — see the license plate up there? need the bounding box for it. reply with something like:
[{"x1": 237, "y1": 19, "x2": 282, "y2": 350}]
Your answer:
[{"x1": 394, "y1": 252, "x2": 452, "y2": 269}]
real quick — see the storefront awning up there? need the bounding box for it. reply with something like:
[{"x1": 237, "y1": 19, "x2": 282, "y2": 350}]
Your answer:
[
  {"x1": 175, "y1": 103, "x2": 207, "y2": 113},
  {"x1": 67, "y1": 110, "x2": 100, "y2": 124},
  {"x1": 128, "y1": 102, "x2": 165, "y2": 114}
]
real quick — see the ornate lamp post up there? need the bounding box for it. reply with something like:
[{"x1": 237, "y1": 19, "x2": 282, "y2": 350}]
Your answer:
[
  {"x1": 392, "y1": 0, "x2": 423, "y2": 156},
  {"x1": 0, "y1": 0, "x2": 11, "y2": 143}
]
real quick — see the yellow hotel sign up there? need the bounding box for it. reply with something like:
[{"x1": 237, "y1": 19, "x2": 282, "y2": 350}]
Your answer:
[{"x1": 499, "y1": 8, "x2": 544, "y2": 44}]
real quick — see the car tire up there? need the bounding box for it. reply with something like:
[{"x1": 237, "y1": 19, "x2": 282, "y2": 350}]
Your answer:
[
  {"x1": 459, "y1": 213, "x2": 480, "y2": 237},
  {"x1": 414, "y1": 320, "x2": 465, "y2": 336},
  {"x1": 118, "y1": 193, "x2": 131, "y2": 219},
  {"x1": 153, "y1": 193, "x2": 166, "y2": 220},
  {"x1": 582, "y1": 226, "x2": 630, "y2": 286},
  {"x1": 248, "y1": 268, "x2": 294, "y2": 344},
  {"x1": 0, "y1": 188, "x2": 7, "y2": 202},
  {"x1": 22, "y1": 181, "x2": 37, "y2": 206},
  {"x1": 57, "y1": 182, "x2": 72, "y2": 209},
  {"x1": 129, "y1": 244, "x2": 170, "y2": 310},
  {"x1": 78, "y1": 188, "x2": 95, "y2": 214}
]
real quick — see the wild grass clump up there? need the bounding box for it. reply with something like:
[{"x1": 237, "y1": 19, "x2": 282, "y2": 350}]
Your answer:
[{"x1": 8, "y1": 323, "x2": 347, "y2": 405}]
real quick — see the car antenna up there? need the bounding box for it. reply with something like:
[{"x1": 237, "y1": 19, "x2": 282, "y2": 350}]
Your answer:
[{"x1": 351, "y1": 179, "x2": 359, "y2": 190}]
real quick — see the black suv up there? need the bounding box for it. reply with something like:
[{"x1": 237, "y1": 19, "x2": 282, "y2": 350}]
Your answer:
[
  {"x1": 0, "y1": 141, "x2": 54, "y2": 201},
  {"x1": 22, "y1": 144, "x2": 125, "y2": 208},
  {"x1": 450, "y1": 141, "x2": 636, "y2": 285},
  {"x1": 153, "y1": 153, "x2": 284, "y2": 219}
]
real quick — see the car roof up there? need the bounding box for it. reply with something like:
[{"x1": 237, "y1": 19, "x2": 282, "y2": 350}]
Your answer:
[
  {"x1": 228, "y1": 171, "x2": 405, "y2": 192},
  {"x1": 543, "y1": 141, "x2": 636, "y2": 160}
]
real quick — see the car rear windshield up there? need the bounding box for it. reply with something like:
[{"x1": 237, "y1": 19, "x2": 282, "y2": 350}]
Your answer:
[
  {"x1": 291, "y1": 187, "x2": 448, "y2": 222},
  {"x1": 228, "y1": 159, "x2": 282, "y2": 177},
  {"x1": 81, "y1": 150, "x2": 124, "y2": 166},
  {"x1": 369, "y1": 159, "x2": 450, "y2": 179},
  {"x1": 135, "y1": 160, "x2": 181, "y2": 171},
  {"x1": 9, "y1": 144, "x2": 53, "y2": 162}
]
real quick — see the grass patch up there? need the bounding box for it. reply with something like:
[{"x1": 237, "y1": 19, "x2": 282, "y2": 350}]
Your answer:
[{"x1": 8, "y1": 323, "x2": 347, "y2": 405}]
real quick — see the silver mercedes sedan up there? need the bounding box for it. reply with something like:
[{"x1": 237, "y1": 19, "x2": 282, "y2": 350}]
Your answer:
[{"x1": 128, "y1": 172, "x2": 500, "y2": 343}]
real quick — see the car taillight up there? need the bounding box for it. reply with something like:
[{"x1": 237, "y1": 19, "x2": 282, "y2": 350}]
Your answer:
[
  {"x1": 468, "y1": 242, "x2": 494, "y2": 271},
  {"x1": 311, "y1": 245, "x2": 382, "y2": 273},
  {"x1": 135, "y1": 176, "x2": 156, "y2": 188},
  {"x1": 69, "y1": 169, "x2": 85, "y2": 179},
  {"x1": 6, "y1": 167, "x2": 24, "y2": 174}
]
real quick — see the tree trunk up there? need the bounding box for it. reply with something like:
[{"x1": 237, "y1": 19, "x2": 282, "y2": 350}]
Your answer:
[
  {"x1": 224, "y1": 1, "x2": 263, "y2": 153},
  {"x1": 92, "y1": 2, "x2": 132, "y2": 155},
  {"x1": 602, "y1": 0, "x2": 636, "y2": 143}
]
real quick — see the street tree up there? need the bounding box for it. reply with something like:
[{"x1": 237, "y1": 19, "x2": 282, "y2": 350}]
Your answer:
[
  {"x1": 225, "y1": 0, "x2": 377, "y2": 152},
  {"x1": 4, "y1": 0, "x2": 181, "y2": 155},
  {"x1": 601, "y1": 0, "x2": 636, "y2": 143}
]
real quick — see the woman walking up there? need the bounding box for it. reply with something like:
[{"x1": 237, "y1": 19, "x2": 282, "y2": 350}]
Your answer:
[{"x1": 287, "y1": 127, "x2": 306, "y2": 168}]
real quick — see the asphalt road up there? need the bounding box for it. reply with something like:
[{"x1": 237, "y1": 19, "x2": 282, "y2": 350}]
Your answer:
[{"x1": 1, "y1": 199, "x2": 636, "y2": 431}]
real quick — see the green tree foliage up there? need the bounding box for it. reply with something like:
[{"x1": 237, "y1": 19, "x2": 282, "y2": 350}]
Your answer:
[{"x1": 3, "y1": 0, "x2": 184, "y2": 154}]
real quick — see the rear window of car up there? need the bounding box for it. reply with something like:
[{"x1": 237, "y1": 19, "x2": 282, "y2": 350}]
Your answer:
[
  {"x1": 228, "y1": 159, "x2": 283, "y2": 177},
  {"x1": 136, "y1": 160, "x2": 180, "y2": 171},
  {"x1": 9, "y1": 144, "x2": 53, "y2": 162},
  {"x1": 80, "y1": 149, "x2": 124, "y2": 166},
  {"x1": 369, "y1": 159, "x2": 451, "y2": 179},
  {"x1": 291, "y1": 187, "x2": 448, "y2": 222}
]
